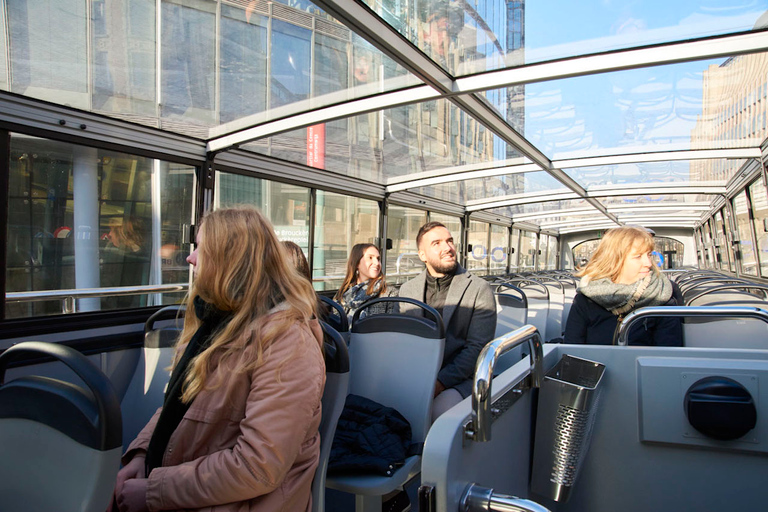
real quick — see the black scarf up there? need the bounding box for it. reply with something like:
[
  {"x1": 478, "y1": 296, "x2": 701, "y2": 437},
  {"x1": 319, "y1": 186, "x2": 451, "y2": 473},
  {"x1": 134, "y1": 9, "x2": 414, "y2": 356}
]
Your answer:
[{"x1": 144, "y1": 296, "x2": 232, "y2": 475}]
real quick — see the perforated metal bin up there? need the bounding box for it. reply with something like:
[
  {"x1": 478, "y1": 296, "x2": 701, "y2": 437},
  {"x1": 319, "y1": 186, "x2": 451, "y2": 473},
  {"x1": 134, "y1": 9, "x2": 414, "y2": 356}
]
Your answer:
[{"x1": 530, "y1": 354, "x2": 606, "y2": 503}]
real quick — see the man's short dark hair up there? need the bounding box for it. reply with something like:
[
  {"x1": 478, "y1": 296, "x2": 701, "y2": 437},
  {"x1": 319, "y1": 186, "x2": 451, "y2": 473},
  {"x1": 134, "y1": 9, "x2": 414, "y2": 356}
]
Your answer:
[{"x1": 416, "y1": 221, "x2": 447, "y2": 247}]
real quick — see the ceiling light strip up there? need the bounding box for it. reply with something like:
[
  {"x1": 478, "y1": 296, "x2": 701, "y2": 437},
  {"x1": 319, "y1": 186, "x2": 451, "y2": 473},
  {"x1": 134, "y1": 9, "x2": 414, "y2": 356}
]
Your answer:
[
  {"x1": 455, "y1": 30, "x2": 768, "y2": 94},
  {"x1": 553, "y1": 148, "x2": 761, "y2": 169},
  {"x1": 386, "y1": 164, "x2": 542, "y2": 192}
]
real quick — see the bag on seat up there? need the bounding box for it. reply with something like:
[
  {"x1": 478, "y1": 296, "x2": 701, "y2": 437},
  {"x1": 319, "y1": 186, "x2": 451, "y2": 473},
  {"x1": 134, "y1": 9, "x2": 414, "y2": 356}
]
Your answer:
[{"x1": 328, "y1": 394, "x2": 418, "y2": 476}]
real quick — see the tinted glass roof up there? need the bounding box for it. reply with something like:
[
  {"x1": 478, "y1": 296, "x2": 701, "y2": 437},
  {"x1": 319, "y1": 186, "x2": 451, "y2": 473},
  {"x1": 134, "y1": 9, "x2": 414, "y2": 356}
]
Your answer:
[{"x1": 3, "y1": 0, "x2": 768, "y2": 234}]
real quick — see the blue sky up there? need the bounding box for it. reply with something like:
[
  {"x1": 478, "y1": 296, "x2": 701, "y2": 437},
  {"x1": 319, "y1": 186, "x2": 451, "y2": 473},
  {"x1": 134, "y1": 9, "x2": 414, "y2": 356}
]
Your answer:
[{"x1": 522, "y1": 1, "x2": 768, "y2": 162}]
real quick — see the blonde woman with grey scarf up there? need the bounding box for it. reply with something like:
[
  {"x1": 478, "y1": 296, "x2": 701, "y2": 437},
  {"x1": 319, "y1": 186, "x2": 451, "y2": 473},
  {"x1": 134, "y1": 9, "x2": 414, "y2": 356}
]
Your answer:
[{"x1": 564, "y1": 226, "x2": 683, "y2": 346}]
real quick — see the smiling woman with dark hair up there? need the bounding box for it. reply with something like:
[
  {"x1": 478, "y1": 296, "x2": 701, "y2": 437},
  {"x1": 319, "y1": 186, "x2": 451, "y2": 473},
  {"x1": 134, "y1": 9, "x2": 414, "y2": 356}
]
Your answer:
[
  {"x1": 334, "y1": 243, "x2": 396, "y2": 322},
  {"x1": 564, "y1": 226, "x2": 682, "y2": 346}
]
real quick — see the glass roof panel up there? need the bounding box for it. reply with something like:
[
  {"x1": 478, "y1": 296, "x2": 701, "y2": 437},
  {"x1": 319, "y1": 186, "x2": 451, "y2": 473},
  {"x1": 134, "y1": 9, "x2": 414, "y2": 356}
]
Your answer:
[
  {"x1": 360, "y1": 0, "x2": 768, "y2": 76},
  {"x1": 1, "y1": 0, "x2": 420, "y2": 139},
  {"x1": 483, "y1": 53, "x2": 768, "y2": 160},
  {"x1": 244, "y1": 97, "x2": 521, "y2": 183},
  {"x1": 490, "y1": 198, "x2": 593, "y2": 218},
  {"x1": 410, "y1": 170, "x2": 566, "y2": 204},
  {"x1": 564, "y1": 159, "x2": 748, "y2": 189}
]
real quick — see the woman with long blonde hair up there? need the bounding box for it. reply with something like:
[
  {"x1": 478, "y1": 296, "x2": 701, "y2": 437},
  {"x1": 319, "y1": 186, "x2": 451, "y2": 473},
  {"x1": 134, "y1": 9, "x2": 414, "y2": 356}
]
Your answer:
[
  {"x1": 111, "y1": 206, "x2": 325, "y2": 512},
  {"x1": 564, "y1": 226, "x2": 682, "y2": 346}
]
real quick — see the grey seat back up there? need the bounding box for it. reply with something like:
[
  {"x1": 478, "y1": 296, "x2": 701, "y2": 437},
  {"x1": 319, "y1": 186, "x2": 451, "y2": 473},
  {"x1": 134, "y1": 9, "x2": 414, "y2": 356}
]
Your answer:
[
  {"x1": 507, "y1": 279, "x2": 550, "y2": 342},
  {"x1": 0, "y1": 342, "x2": 122, "y2": 512},
  {"x1": 495, "y1": 285, "x2": 528, "y2": 338},
  {"x1": 494, "y1": 285, "x2": 529, "y2": 375},
  {"x1": 312, "y1": 322, "x2": 350, "y2": 512},
  {"x1": 319, "y1": 295, "x2": 349, "y2": 335},
  {"x1": 120, "y1": 305, "x2": 183, "y2": 447},
  {"x1": 349, "y1": 298, "x2": 445, "y2": 444},
  {"x1": 683, "y1": 291, "x2": 768, "y2": 348}
]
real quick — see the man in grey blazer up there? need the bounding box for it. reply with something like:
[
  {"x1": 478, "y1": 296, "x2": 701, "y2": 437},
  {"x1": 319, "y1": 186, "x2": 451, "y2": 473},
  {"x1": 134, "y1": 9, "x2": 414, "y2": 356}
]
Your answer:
[{"x1": 399, "y1": 221, "x2": 497, "y2": 421}]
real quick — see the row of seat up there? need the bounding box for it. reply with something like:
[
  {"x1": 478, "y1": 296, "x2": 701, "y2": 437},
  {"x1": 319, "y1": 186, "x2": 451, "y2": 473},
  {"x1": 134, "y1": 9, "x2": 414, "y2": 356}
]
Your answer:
[{"x1": 667, "y1": 269, "x2": 768, "y2": 349}]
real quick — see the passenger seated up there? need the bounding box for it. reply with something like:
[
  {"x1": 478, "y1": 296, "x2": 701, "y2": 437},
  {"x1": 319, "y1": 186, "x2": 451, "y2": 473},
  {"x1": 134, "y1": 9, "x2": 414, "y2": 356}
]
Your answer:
[
  {"x1": 282, "y1": 240, "x2": 312, "y2": 282},
  {"x1": 110, "y1": 207, "x2": 325, "y2": 512},
  {"x1": 564, "y1": 226, "x2": 682, "y2": 346},
  {"x1": 334, "y1": 243, "x2": 396, "y2": 322},
  {"x1": 398, "y1": 222, "x2": 496, "y2": 421}
]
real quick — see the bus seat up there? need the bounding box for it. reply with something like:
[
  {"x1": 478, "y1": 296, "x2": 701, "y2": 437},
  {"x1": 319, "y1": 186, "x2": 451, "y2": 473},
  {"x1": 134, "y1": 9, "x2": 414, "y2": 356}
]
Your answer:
[
  {"x1": 326, "y1": 297, "x2": 445, "y2": 511},
  {"x1": 495, "y1": 285, "x2": 528, "y2": 338},
  {"x1": 313, "y1": 322, "x2": 350, "y2": 512},
  {"x1": 0, "y1": 342, "x2": 122, "y2": 512},
  {"x1": 540, "y1": 280, "x2": 565, "y2": 340},
  {"x1": 120, "y1": 305, "x2": 183, "y2": 447},
  {"x1": 507, "y1": 279, "x2": 550, "y2": 342},
  {"x1": 494, "y1": 285, "x2": 529, "y2": 375},
  {"x1": 561, "y1": 281, "x2": 577, "y2": 332},
  {"x1": 319, "y1": 295, "x2": 350, "y2": 336}
]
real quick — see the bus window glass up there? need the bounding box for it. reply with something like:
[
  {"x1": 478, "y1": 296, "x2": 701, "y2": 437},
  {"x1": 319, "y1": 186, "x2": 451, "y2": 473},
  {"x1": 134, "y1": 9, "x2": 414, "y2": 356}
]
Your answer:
[
  {"x1": 6, "y1": 134, "x2": 193, "y2": 319},
  {"x1": 748, "y1": 180, "x2": 768, "y2": 277},
  {"x1": 722, "y1": 206, "x2": 736, "y2": 272},
  {"x1": 467, "y1": 221, "x2": 489, "y2": 275},
  {"x1": 313, "y1": 191, "x2": 379, "y2": 291},
  {"x1": 572, "y1": 238, "x2": 601, "y2": 269},
  {"x1": 519, "y1": 231, "x2": 537, "y2": 271},
  {"x1": 489, "y1": 224, "x2": 508, "y2": 275},
  {"x1": 539, "y1": 234, "x2": 549, "y2": 269},
  {"x1": 161, "y1": 0, "x2": 216, "y2": 124},
  {"x1": 702, "y1": 221, "x2": 714, "y2": 268},
  {"x1": 711, "y1": 213, "x2": 723, "y2": 268},
  {"x1": 509, "y1": 228, "x2": 520, "y2": 272},
  {"x1": 215, "y1": 172, "x2": 311, "y2": 269},
  {"x1": 733, "y1": 191, "x2": 757, "y2": 275},
  {"x1": 428, "y1": 212, "x2": 462, "y2": 255},
  {"x1": 546, "y1": 235, "x2": 558, "y2": 270},
  {"x1": 386, "y1": 205, "x2": 426, "y2": 284},
  {"x1": 653, "y1": 237, "x2": 685, "y2": 269}
]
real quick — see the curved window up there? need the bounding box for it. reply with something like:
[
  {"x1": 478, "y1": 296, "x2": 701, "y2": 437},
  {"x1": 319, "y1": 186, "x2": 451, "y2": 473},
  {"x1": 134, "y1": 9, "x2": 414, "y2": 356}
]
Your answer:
[{"x1": 572, "y1": 235, "x2": 684, "y2": 271}]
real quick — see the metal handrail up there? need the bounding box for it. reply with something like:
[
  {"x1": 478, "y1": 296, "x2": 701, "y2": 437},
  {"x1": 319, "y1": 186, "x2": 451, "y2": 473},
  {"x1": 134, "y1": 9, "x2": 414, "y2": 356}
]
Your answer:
[
  {"x1": 6, "y1": 283, "x2": 188, "y2": 314},
  {"x1": 462, "y1": 484, "x2": 551, "y2": 512},
  {"x1": 469, "y1": 324, "x2": 544, "y2": 442},
  {"x1": 616, "y1": 306, "x2": 768, "y2": 346}
]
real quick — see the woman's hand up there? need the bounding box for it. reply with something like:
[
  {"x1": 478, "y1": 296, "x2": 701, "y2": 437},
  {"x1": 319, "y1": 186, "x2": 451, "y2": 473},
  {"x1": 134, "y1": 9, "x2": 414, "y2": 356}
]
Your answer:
[
  {"x1": 115, "y1": 455, "x2": 146, "y2": 494},
  {"x1": 116, "y1": 478, "x2": 149, "y2": 512}
]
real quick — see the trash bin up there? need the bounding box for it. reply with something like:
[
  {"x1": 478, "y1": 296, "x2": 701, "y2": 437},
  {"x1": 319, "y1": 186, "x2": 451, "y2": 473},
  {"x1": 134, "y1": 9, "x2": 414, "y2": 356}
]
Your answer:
[{"x1": 530, "y1": 354, "x2": 606, "y2": 503}]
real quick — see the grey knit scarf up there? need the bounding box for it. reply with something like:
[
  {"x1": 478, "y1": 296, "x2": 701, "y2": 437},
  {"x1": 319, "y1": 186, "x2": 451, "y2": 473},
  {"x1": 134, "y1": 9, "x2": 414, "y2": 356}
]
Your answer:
[{"x1": 578, "y1": 272, "x2": 673, "y2": 316}]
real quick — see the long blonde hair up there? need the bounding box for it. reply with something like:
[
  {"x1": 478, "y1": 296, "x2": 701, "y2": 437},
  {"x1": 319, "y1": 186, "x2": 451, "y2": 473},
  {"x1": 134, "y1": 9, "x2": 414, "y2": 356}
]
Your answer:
[
  {"x1": 334, "y1": 243, "x2": 387, "y2": 301},
  {"x1": 576, "y1": 226, "x2": 657, "y2": 283},
  {"x1": 178, "y1": 206, "x2": 319, "y2": 403}
]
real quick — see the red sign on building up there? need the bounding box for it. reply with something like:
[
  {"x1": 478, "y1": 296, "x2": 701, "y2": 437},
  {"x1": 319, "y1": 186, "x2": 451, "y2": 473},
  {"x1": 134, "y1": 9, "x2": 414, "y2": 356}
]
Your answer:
[{"x1": 307, "y1": 124, "x2": 325, "y2": 169}]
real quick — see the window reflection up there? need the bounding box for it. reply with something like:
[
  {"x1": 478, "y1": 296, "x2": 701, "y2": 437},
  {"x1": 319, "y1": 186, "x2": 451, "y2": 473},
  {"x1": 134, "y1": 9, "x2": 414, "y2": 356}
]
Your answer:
[
  {"x1": 386, "y1": 205, "x2": 426, "y2": 284},
  {"x1": 6, "y1": 135, "x2": 193, "y2": 318},
  {"x1": 467, "y1": 221, "x2": 489, "y2": 275},
  {"x1": 490, "y1": 224, "x2": 508, "y2": 274},
  {"x1": 519, "y1": 231, "x2": 537, "y2": 271},
  {"x1": 733, "y1": 191, "x2": 757, "y2": 275},
  {"x1": 749, "y1": 180, "x2": 768, "y2": 277},
  {"x1": 313, "y1": 191, "x2": 380, "y2": 290}
]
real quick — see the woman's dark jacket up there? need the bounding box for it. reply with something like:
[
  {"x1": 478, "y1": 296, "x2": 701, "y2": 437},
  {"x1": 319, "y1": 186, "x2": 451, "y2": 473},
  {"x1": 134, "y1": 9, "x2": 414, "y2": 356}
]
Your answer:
[{"x1": 564, "y1": 291, "x2": 683, "y2": 346}]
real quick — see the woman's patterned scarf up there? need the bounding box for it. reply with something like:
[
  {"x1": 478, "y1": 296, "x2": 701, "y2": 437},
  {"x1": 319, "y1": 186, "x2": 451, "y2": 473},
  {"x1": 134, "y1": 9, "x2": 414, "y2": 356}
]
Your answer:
[{"x1": 578, "y1": 271, "x2": 673, "y2": 316}]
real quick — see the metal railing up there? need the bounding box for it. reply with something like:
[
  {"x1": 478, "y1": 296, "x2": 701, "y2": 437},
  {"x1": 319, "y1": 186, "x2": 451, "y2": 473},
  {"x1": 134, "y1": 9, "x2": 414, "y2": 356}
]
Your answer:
[
  {"x1": 466, "y1": 324, "x2": 544, "y2": 442},
  {"x1": 616, "y1": 306, "x2": 768, "y2": 346},
  {"x1": 6, "y1": 283, "x2": 188, "y2": 314}
]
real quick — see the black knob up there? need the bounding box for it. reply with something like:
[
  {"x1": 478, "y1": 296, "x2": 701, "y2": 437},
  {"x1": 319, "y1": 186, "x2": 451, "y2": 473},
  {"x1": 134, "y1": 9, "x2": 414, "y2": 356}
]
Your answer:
[{"x1": 684, "y1": 376, "x2": 756, "y2": 441}]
